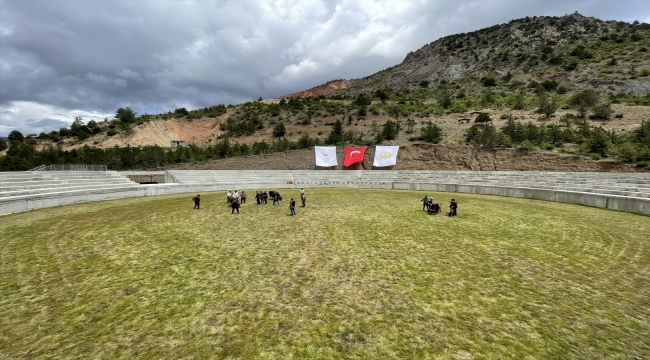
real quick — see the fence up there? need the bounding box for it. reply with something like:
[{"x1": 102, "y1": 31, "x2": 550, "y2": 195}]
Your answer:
[{"x1": 28, "y1": 164, "x2": 108, "y2": 172}]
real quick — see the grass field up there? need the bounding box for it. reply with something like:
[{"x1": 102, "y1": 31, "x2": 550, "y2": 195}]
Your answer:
[{"x1": 1, "y1": 189, "x2": 649, "y2": 359}]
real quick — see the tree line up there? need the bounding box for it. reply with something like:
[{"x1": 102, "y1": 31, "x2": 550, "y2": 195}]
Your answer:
[{"x1": 465, "y1": 118, "x2": 650, "y2": 164}]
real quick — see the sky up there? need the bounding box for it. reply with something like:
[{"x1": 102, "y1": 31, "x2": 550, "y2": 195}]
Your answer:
[{"x1": 1, "y1": 0, "x2": 649, "y2": 137}]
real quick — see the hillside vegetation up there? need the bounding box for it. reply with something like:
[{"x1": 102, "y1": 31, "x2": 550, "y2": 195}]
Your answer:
[{"x1": 1, "y1": 13, "x2": 649, "y2": 171}]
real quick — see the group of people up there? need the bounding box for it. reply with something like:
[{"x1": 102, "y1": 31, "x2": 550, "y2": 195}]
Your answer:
[
  {"x1": 198, "y1": 190, "x2": 457, "y2": 217},
  {"x1": 225, "y1": 190, "x2": 247, "y2": 213},
  {"x1": 421, "y1": 195, "x2": 458, "y2": 217},
  {"x1": 192, "y1": 188, "x2": 306, "y2": 216}
]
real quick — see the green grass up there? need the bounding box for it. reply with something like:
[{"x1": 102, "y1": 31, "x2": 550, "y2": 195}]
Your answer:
[{"x1": 1, "y1": 189, "x2": 649, "y2": 359}]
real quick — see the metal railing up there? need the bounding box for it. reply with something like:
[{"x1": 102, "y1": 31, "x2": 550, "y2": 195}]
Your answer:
[{"x1": 28, "y1": 164, "x2": 108, "y2": 172}]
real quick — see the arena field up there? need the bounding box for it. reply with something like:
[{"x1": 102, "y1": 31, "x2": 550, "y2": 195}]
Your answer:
[{"x1": 1, "y1": 189, "x2": 649, "y2": 359}]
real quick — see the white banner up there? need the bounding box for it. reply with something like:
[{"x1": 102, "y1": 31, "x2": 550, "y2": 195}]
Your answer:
[
  {"x1": 315, "y1": 146, "x2": 338, "y2": 167},
  {"x1": 373, "y1": 146, "x2": 399, "y2": 167}
]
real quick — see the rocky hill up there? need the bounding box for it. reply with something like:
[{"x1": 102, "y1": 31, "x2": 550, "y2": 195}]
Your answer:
[{"x1": 289, "y1": 12, "x2": 650, "y2": 97}]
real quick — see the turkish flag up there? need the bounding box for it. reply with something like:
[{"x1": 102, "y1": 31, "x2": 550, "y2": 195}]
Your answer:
[{"x1": 344, "y1": 147, "x2": 367, "y2": 167}]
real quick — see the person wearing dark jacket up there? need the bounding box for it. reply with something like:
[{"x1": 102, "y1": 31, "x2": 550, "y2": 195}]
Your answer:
[
  {"x1": 449, "y1": 199, "x2": 458, "y2": 217},
  {"x1": 273, "y1": 192, "x2": 281, "y2": 206},
  {"x1": 241, "y1": 191, "x2": 247, "y2": 204},
  {"x1": 289, "y1": 198, "x2": 296, "y2": 216},
  {"x1": 421, "y1": 195, "x2": 429, "y2": 211},
  {"x1": 231, "y1": 199, "x2": 240, "y2": 214},
  {"x1": 193, "y1": 194, "x2": 201, "y2": 209}
]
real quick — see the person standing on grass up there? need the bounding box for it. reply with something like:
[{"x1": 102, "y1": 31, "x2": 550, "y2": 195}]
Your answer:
[
  {"x1": 263, "y1": 191, "x2": 269, "y2": 204},
  {"x1": 289, "y1": 198, "x2": 296, "y2": 216},
  {"x1": 421, "y1": 195, "x2": 429, "y2": 211},
  {"x1": 241, "y1": 191, "x2": 247, "y2": 204},
  {"x1": 449, "y1": 199, "x2": 458, "y2": 217},
  {"x1": 273, "y1": 192, "x2": 281, "y2": 206},
  {"x1": 193, "y1": 194, "x2": 201, "y2": 209},
  {"x1": 227, "y1": 190, "x2": 232, "y2": 204},
  {"x1": 301, "y1": 192, "x2": 306, "y2": 207},
  {"x1": 231, "y1": 198, "x2": 240, "y2": 214}
]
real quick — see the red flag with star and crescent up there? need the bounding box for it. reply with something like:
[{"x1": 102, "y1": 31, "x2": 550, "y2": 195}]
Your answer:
[{"x1": 343, "y1": 147, "x2": 367, "y2": 167}]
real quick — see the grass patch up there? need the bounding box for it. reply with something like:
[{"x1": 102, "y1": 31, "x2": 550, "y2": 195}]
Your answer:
[{"x1": 1, "y1": 189, "x2": 649, "y2": 359}]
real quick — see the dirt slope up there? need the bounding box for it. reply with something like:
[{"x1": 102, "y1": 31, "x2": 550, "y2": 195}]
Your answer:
[
  {"x1": 282, "y1": 80, "x2": 350, "y2": 98},
  {"x1": 99, "y1": 118, "x2": 223, "y2": 148},
  {"x1": 163, "y1": 144, "x2": 648, "y2": 172}
]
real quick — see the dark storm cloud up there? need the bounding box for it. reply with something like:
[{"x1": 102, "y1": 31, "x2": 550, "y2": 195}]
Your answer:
[{"x1": 0, "y1": 0, "x2": 648, "y2": 135}]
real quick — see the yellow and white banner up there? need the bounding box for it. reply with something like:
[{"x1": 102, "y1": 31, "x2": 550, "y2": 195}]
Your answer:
[{"x1": 373, "y1": 146, "x2": 399, "y2": 167}]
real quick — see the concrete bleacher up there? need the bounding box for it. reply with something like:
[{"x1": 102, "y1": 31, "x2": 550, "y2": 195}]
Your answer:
[
  {"x1": 0, "y1": 171, "x2": 146, "y2": 215},
  {"x1": 1, "y1": 170, "x2": 648, "y2": 216}
]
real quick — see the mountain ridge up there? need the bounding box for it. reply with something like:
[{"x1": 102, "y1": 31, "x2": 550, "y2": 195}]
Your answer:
[{"x1": 286, "y1": 12, "x2": 650, "y2": 98}]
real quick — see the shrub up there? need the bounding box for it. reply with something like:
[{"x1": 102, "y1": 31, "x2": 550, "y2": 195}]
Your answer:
[
  {"x1": 569, "y1": 45, "x2": 593, "y2": 59},
  {"x1": 615, "y1": 113, "x2": 624, "y2": 118},
  {"x1": 541, "y1": 80, "x2": 559, "y2": 91},
  {"x1": 518, "y1": 140, "x2": 536, "y2": 151},
  {"x1": 439, "y1": 94, "x2": 453, "y2": 109},
  {"x1": 418, "y1": 121, "x2": 443, "y2": 143},
  {"x1": 475, "y1": 113, "x2": 492, "y2": 123},
  {"x1": 539, "y1": 142, "x2": 555, "y2": 150},
  {"x1": 381, "y1": 120, "x2": 398, "y2": 140},
  {"x1": 564, "y1": 60, "x2": 578, "y2": 71},
  {"x1": 556, "y1": 85, "x2": 568, "y2": 94},
  {"x1": 570, "y1": 89, "x2": 599, "y2": 118},
  {"x1": 591, "y1": 102, "x2": 613, "y2": 120},
  {"x1": 500, "y1": 114, "x2": 510, "y2": 120},
  {"x1": 481, "y1": 76, "x2": 497, "y2": 87}
]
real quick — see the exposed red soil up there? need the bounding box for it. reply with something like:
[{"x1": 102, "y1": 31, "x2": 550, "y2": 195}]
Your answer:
[{"x1": 282, "y1": 80, "x2": 350, "y2": 98}]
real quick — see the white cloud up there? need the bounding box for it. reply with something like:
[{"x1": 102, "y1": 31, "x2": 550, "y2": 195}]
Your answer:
[{"x1": 0, "y1": 101, "x2": 113, "y2": 136}]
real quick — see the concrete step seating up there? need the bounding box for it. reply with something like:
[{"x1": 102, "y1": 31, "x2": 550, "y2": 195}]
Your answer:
[
  {"x1": 165, "y1": 170, "x2": 650, "y2": 199},
  {"x1": 0, "y1": 171, "x2": 140, "y2": 199}
]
